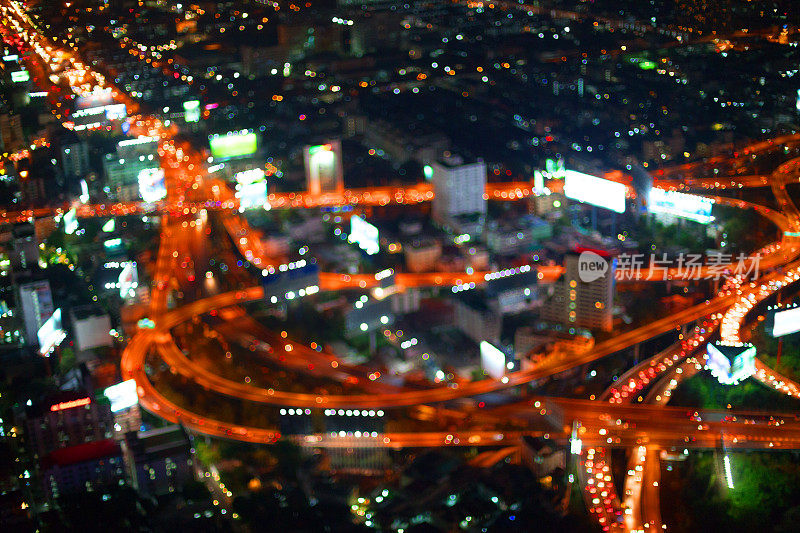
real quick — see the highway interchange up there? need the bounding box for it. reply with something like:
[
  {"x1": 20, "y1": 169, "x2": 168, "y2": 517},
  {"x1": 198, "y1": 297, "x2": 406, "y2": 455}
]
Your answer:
[{"x1": 3, "y1": 2, "x2": 800, "y2": 531}]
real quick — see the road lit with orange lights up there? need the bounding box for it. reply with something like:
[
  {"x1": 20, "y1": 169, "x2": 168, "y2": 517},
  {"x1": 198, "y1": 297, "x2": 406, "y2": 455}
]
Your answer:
[{"x1": 7, "y1": 4, "x2": 800, "y2": 533}]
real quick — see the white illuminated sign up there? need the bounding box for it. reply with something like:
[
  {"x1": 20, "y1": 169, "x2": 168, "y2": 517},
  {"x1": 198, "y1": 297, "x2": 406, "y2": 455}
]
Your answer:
[
  {"x1": 11, "y1": 70, "x2": 29, "y2": 83},
  {"x1": 304, "y1": 142, "x2": 343, "y2": 194},
  {"x1": 118, "y1": 262, "x2": 138, "y2": 298},
  {"x1": 118, "y1": 136, "x2": 158, "y2": 148},
  {"x1": 64, "y1": 208, "x2": 78, "y2": 234},
  {"x1": 534, "y1": 170, "x2": 545, "y2": 193},
  {"x1": 563, "y1": 170, "x2": 626, "y2": 213},
  {"x1": 480, "y1": 341, "x2": 506, "y2": 379},
  {"x1": 183, "y1": 100, "x2": 201, "y2": 123},
  {"x1": 137, "y1": 168, "x2": 166, "y2": 202},
  {"x1": 234, "y1": 168, "x2": 268, "y2": 210},
  {"x1": 648, "y1": 188, "x2": 714, "y2": 224},
  {"x1": 73, "y1": 103, "x2": 126, "y2": 120},
  {"x1": 350, "y1": 215, "x2": 379, "y2": 255},
  {"x1": 79, "y1": 179, "x2": 89, "y2": 204},
  {"x1": 38, "y1": 308, "x2": 66, "y2": 355},
  {"x1": 104, "y1": 379, "x2": 138, "y2": 413},
  {"x1": 570, "y1": 438, "x2": 582, "y2": 455},
  {"x1": 706, "y1": 342, "x2": 756, "y2": 385},
  {"x1": 773, "y1": 306, "x2": 800, "y2": 337}
]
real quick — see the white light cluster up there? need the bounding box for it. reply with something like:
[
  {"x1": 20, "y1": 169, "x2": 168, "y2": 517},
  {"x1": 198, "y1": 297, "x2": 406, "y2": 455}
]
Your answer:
[
  {"x1": 724, "y1": 455, "x2": 734, "y2": 489},
  {"x1": 332, "y1": 431, "x2": 379, "y2": 438},
  {"x1": 354, "y1": 295, "x2": 369, "y2": 309},
  {"x1": 375, "y1": 268, "x2": 394, "y2": 281},
  {"x1": 484, "y1": 264, "x2": 532, "y2": 281},
  {"x1": 118, "y1": 135, "x2": 158, "y2": 147},
  {"x1": 103, "y1": 261, "x2": 136, "y2": 269},
  {"x1": 269, "y1": 285, "x2": 319, "y2": 303},
  {"x1": 400, "y1": 338, "x2": 418, "y2": 349},
  {"x1": 324, "y1": 409, "x2": 384, "y2": 417},
  {"x1": 279, "y1": 408, "x2": 312, "y2": 415},
  {"x1": 262, "y1": 259, "x2": 308, "y2": 276},
  {"x1": 451, "y1": 282, "x2": 476, "y2": 293},
  {"x1": 104, "y1": 281, "x2": 139, "y2": 291}
]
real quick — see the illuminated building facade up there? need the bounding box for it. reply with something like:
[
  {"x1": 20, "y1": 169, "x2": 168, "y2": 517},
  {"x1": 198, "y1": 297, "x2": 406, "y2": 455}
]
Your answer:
[
  {"x1": 706, "y1": 342, "x2": 757, "y2": 385},
  {"x1": 25, "y1": 394, "x2": 114, "y2": 458},
  {"x1": 431, "y1": 155, "x2": 487, "y2": 226},
  {"x1": 542, "y1": 252, "x2": 615, "y2": 331}
]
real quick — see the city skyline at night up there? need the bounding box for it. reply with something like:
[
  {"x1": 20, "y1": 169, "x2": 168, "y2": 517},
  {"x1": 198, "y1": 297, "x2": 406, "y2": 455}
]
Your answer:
[{"x1": 1, "y1": 1, "x2": 800, "y2": 532}]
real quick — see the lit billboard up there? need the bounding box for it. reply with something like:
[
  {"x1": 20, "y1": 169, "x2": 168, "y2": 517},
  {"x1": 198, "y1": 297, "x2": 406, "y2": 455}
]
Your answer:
[
  {"x1": 75, "y1": 90, "x2": 115, "y2": 110},
  {"x1": 304, "y1": 141, "x2": 343, "y2": 194},
  {"x1": 350, "y1": 215, "x2": 379, "y2": 255},
  {"x1": 648, "y1": 188, "x2": 714, "y2": 224},
  {"x1": 20, "y1": 280, "x2": 54, "y2": 346},
  {"x1": 183, "y1": 100, "x2": 200, "y2": 123},
  {"x1": 209, "y1": 130, "x2": 258, "y2": 160},
  {"x1": 79, "y1": 179, "x2": 89, "y2": 203},
  {"x1": 706, "y1": 342, "x2": 756, "y2": 385},
  {"x1": 234, "y1": 168, "x2": 267, "y2": 210},
  {"x1": 63, "y1": 207, "x2": 78, "y2": 234},
  {"x1": 563, "y1": 170, "x2": 626, "y2": 213},
  {"x1": 480, "y1": 341, "x2": 506, "y2": 379},
  {"x1": 38, "y1": 308, "x2": 66, "y2": 355},
  {"x1": 73, "y1": 103, "x2": 127, "y2": 123},
  {"x1": 138, "y1": 168, "x2": 166, "y2": 202},
  {"x1": 104, "y1": 379, "x2": 138, "y2": 412},
  {"x1": 104, "y1": 103, "x2": 127, "y2": 121},
  {"x1": 545, "y1": 158, "x2": 566, "y2": 179},
  {"x1": 11, "y1": 70, "x2": 29, "y2": 83},
  {"x1": 104, "y1": 238, "x2": 124, "y2": 253},
  {"x1": 771, "y1": 306, "x2": 800, "y2": 337},
  {"x1": 118, "y1": 262, "x2": 138, "y2": 298},
  {"x1": 534, "y1": 170, "x2": 545, "y2": 192}
]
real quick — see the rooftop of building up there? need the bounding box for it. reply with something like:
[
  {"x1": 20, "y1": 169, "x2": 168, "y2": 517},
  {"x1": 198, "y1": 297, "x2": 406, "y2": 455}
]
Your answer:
[
  {"x1": 436, "y1": 153, "x2": 483, "y2": 168},
  {"x1": 485, "y1": 271, "x2": 539, "y2": 295},
  {"x1": 41, "y1": 439, "x2": 120, "y2": 469},
  {"x1": 452, "y1": 289, "x2": 491, "y2": 313}
]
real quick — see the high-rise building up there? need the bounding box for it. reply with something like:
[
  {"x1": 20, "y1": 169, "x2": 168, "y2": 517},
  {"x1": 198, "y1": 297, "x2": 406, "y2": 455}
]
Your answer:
[
  {"x1": 542, "y1": 251, "x2": 615, "y2": 331},
  {"x1": 404, "y1": 240, "x2": 442, "y2": 273},
  {"x1": 431, "y1": 155, "x2": 486, "y2": 226},
  {"x1": 0, "y1": 112, "x2": 24, "y2": 152},
  {"x1": 116, "y1": 136, "x2": 159, "y2": 161},
  {"x1": 60, "y1": 142, "x2": 90, "y2": 180},
  {"x1": 18, "y1": 280, "x2": 54, "y2": 346},
  {"x1": 304, "y1": 141, "x2": 344, "y2": 195},
  {"x1": 103, "y1": 136, "x2": 160, "y2": 201},
  {"x1": 25, "y1": 393, "x2": 114, "y2": 458},
  {"x1": 123, "y1": 425, "x2": 193, "y2": 497},
  {"x1": 40, "y1": 439, "x2": 124, "y2": 500},
  {"x1": 452, "y1": 292, "x2": 501, "y2": 344}
]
